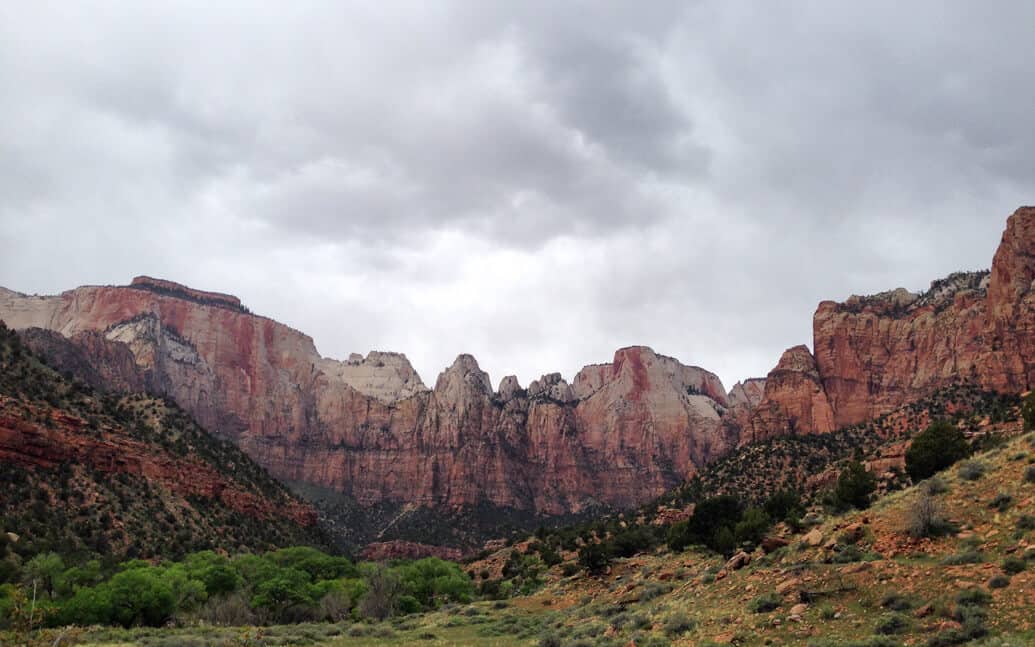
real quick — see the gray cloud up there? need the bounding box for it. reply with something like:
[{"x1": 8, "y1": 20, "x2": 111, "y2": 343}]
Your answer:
[{"x1": 0, "y1": 1, "x2": 1032, "y2": 391}]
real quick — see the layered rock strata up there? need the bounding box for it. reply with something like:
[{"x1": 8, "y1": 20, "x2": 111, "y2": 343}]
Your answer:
[{"x1": 0, "y1": 277, "x2": 733, "y2": 514}]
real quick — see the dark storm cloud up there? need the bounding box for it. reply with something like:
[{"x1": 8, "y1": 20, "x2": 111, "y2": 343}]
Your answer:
[{"x1": 0, "y1": 1, "x2": 1032, "y2": 389}]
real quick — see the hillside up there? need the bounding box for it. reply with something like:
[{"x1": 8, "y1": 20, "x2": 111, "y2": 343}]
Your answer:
[
  {"x1": 0, "y1": 321, "x2": 330, "y2": 567},
  {"x1": 14, "y1": 415, "x2": 1032, "y2": 646}
]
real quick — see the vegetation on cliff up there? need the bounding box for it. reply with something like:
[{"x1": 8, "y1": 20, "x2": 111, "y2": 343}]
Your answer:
[{"x1": 0, "y1": 320, "x2": 330, "y2": 566}]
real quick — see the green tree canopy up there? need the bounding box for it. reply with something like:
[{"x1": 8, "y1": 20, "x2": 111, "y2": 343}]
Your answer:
[
  {"x1": 905, "y1": 419, "x2": 971, "y2": 482},
  {"x1": 833, "y1": 461, "x2": 877, "y2": 510}
]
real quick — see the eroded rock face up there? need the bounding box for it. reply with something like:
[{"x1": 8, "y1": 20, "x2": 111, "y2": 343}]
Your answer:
[
  {"x1": 756, "y1": 206, "x2": 1035, "y2": 432},
  {"x1": 0, "y1": 280, "x2": 733, "y2": 515},
  {"x1": 318, "y1": 351, "x2": 427, "y2": 403},
  {"x1": 747, "y1": 345, "x2": 835, "y2": 442}
]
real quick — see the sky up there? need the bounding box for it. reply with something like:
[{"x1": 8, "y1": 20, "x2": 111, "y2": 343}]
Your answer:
[{"x1": 1, "y1": 2, "x2": 1032, "y2": 392}]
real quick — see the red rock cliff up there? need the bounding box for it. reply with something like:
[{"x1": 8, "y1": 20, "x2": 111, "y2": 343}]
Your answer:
[
  {"x1": 756, "y1": 206, "x2": 1035, "y2": 432},
  {"x1": 0, "y1": 279, "x2": 734, "y2": 515}
]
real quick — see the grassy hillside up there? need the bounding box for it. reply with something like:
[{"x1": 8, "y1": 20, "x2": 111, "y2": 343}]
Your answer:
[{"x1": 0, "y1": 320, "x2": 331, "y2": 568}]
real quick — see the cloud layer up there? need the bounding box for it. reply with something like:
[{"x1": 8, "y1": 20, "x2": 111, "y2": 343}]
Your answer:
[{"x1": 1, "y1": 1, "x2": 1032, "y2": 390}]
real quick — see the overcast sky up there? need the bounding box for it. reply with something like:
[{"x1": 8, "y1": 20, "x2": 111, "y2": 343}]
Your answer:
[{"x1": 1, "y1": 2, "x2": 1032, "y2": 391}]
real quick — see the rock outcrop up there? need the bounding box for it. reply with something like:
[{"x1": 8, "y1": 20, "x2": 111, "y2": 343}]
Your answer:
[
  {"x1": 0, "y1": 278, "x2": 734, "y2": 516},
  {"x1": 754, "y1": 206, "x2": 1035, "y2": 433},
  {"x1": 746, "y1": 345, "x2": 835, "y2": 442}
]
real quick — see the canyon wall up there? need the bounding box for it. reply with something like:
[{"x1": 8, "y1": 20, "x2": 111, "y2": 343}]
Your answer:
[
  {"x1": 3, "y1": 207, "x2": 1033, "y2": 521},
  {"x1": 0, "y1": 277, "x2": 737, "y2": 515},
  {"x1": 751, "y1": 206, "x2": 1035, "y2": 434}
]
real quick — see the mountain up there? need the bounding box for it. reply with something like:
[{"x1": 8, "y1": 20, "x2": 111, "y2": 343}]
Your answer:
[
  {"x1": 2, "y1": 206, "x2": 1033, "y2": 551},
  {"x1": 748, "y1": 206, "x2": 1035, "y2": 437},
  {"x1": 0, "y1": 322, "x2": 326, "y2": 563},
  {"x1": 0, "y1": 278, "x2": 738, "y2": 547}
]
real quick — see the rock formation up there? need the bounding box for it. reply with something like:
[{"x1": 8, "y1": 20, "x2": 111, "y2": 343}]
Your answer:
[
  {"x1": 746, "y1": 345, "x2": 835, "y2": 442},
  {"x1": 0, "y1": 277, "x2": 734, "y2": 517},
  {"x1": 3, "y1": 206, "x2": 1034, "y2": 533},
  {"x1": 753, "y1": 206, "x2": 1035, "y2": 432}
]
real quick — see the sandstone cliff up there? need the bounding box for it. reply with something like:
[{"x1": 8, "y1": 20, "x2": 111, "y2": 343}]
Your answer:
[
  {"x1": 3, "y1": 207, "x2": 1033, "y2": 537},
  {"x1": 0, "y1": 277, "x2": 734, "y2": 518},
  {"x1": 753, "y1": 206, "x2": 1035, "y2": 433}
]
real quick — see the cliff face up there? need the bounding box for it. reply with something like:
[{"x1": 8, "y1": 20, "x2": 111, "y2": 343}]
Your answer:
[
  {"x1": 755, "y1": 206, "x2": 1035, "y2": 433},
  {"x1": 0, "y1": 277, "x2": 733, "y2": 516},
  {"x1": 746, "y1": 345, "x2": 834, "y2": 442},
  {"x1": 3, "y1": 207, "x2": 1033, "y2": 524}
]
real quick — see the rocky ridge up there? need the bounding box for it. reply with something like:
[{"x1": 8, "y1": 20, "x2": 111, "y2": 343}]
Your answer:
[
  {"x1": 2, "y1": 207, "x2": 1034, "y2": 547},
  {"x1": 0, "y1": 279, "x2": 737, "y2": 523},
  {"x1": 751, "y1": 206, "x2": 1035, "y2": 434}
]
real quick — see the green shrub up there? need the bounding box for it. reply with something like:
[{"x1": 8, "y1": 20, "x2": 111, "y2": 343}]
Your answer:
[
  {"x1": 880, "y1": 593, "x2": 913, "y2": 611},
  {"x1": 748, "y1": 593, "x2": 781, "y2": 613},
  {"x1": 1024, "y1": 466, "x2": 1035, "y2": 483},
  {"x1": 988, "y1": 575, "x2": 1010, "y2": 589},
  {"x1": 925, "y1": 476, "x2": 950, "y2": 494},
  {"x1": 1002, "y1": 556, "x2": 1026, "y2": 574},
  {"x1": 955, "y1": 588, "x2": 992, "y2": 607},
  {"x1": 874, "y1": 612, "x2": 909, "y2": 635},
  {"x1": 833, "y1": 461, "x2": 877, "y2": 510},
  {"x1": 1021, "y1": 391, "x2": 1035, "y2": 430},
  {"x1": 906, "y1": 420, "x2": 971, "y2": 482},
  {"x1": 990, "y1": 493, "x2": 1013, "y2": 511},
  {"x1": 577, "y1": 543, "x2": 612, "y2": 575},
  {"x1": 734, "y1": 507, "x2": 771, "y2": 547},
  {"x1": 942, "y1": 550, "x2": 985, "y2": 565},
  {"x1": 663, "y1": 612, "x2": 695, "y2": 637},
  {"x1": 958, "y1": 461, "x2": 986, "y2": 481}
]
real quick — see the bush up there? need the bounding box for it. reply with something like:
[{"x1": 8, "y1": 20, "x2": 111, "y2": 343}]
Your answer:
[
  {"x1": 577, "y1": 543, "x2": 612, "y2": 575},
  {"x1": 748, "y1": 593, "x2": 781, "y2": 613},
  {"x1": 990, "y1": 493, "x2": 1013, "y2": 511},
  {"x1": 610, "y1": 527, "x2": 655, "y2": 558},
  {"x1": 734, "y1": 507, "x2": 771, "y2": 547},
  {"x1": 881, "y1": 593, "x2": 914, "y2": 612},
  {"x1": 833, "y1": 461, "x2": 877, "y2": 510},
  {"x1": 907, "y1": 488, "x2": 953, "y2": 539},
  {"x1": 764, "y1": 490, "x2": 804, "y2": 523},
  {"x1": 1002, "y1": 557, "x2": 1026, "y2": 575},
  {"x1": 942, "y1": 550, "x2": 985, "y2": 565},
  {"x1": 686, "y1": 495, "x2": 743, "y2": 549},
  {"x1": 925, "y1": 476, "x2": 950, "y2": 494},
  {"x1": 958, "y1": 461, "x2": 986, "y2": 481},
  {"x1": 663, "y1": 612, "x2": 695, "y2": 637},
  {"x1": 1024, "y1": 466, "x2": 1035, "y2": 483},
  {"x1": 955, "y1": 588, "x2": 992, "y2": 607},
  {"x1": 874, "y1": 612, "x2": 910, "y2": 635},
  {"x1": 988, "y1": 575, "x2": 1010, "y2": 589},
  {"x1": 1021, "y1": 391, "x2": 1035, "y2": 430},
  {"x1": 906, "y1": 420, "x2": 971, "y2": 482}
]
